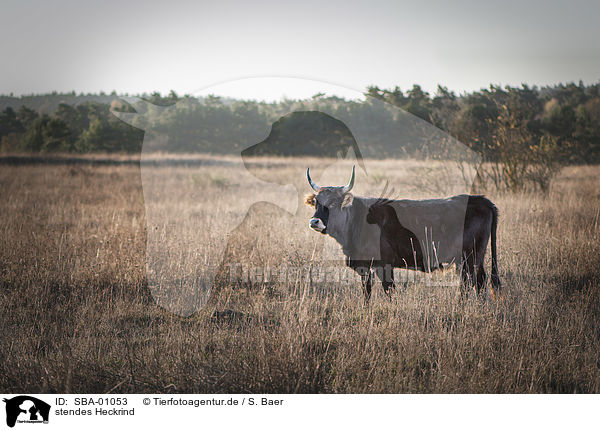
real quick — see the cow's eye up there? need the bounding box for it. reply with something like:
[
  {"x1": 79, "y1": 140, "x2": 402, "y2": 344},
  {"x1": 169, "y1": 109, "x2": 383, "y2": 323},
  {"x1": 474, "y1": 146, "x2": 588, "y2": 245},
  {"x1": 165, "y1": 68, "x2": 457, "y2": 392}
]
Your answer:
[{"x1": 316, "y1": 201, "x2": 328, "y2": 212}]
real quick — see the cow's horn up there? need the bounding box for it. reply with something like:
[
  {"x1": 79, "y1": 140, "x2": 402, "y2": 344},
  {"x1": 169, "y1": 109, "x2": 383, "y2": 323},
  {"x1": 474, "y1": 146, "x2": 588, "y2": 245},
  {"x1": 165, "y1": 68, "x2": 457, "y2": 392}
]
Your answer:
[
  {"x1": 307, "y1": 168, "x2": 320, "y2": 192},
  {"x1": 342, "y1": 165, "x2": 355, "y2": 193}
]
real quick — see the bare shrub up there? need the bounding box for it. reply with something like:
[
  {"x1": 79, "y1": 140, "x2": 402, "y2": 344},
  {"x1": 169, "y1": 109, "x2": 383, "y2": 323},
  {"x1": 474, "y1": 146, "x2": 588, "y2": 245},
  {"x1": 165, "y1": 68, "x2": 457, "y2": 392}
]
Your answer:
[{"x1": 474, "y1": 103, "x2": 562, "y2": 194}]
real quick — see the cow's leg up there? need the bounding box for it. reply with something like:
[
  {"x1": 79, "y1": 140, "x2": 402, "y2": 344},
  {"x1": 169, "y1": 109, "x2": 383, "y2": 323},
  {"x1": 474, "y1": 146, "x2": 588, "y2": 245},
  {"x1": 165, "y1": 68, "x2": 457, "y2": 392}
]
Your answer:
[
  {"x1": 458, "y1": 252, "x2": 475, "y2": 297},
  {"x1": 357, "y1": 267, "x2": 373, "y2": 303},
  {"x1": 475, "y1": 265, "x2": 487, "y2": 295},
  {"x1": 458, "y1": 262, "x2": 469, "y2": 298},
  {"x1": 474, "y1": 229, "x2": 490, "y2": 296},
  {"x1": 375, "y1": 264, "x2": 395, "y2": 299}
]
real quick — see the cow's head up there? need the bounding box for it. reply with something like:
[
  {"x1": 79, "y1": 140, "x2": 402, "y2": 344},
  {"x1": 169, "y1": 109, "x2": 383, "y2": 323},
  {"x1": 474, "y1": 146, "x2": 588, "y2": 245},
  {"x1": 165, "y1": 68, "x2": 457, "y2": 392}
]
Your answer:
[{"x1": 305, "y1": 166, "x2": 355, "y2": 234}]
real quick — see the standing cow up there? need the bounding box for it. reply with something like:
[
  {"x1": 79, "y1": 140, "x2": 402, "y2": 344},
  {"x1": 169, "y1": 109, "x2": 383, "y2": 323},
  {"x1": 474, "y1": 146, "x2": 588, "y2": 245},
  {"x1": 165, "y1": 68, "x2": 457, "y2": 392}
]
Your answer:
[{"x1": 305, "y1": 166, "x2": 500, "y2": 301}]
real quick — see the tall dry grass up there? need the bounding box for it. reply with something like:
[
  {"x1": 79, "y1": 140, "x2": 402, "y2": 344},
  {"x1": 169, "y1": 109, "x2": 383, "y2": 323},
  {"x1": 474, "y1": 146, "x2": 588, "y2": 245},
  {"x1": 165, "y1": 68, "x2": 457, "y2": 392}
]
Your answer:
[{"x1": 0, "y1": 157, "x2": 599, "y2": 393}]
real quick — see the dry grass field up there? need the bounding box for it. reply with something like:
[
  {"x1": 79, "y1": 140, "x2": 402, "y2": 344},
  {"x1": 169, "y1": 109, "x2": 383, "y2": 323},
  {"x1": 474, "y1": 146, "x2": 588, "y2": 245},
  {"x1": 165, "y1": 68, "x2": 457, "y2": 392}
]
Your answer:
[{"x1": 1, "y1": 155, "x2": 599, "y2": 393}]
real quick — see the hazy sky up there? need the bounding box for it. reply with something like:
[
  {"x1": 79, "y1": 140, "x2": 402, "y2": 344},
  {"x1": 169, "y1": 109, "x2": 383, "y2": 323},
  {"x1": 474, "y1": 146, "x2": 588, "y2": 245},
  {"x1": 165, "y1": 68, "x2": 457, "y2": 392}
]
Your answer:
[{"x1": 1, "y1": 0, "x2": 599, "y2": 100}]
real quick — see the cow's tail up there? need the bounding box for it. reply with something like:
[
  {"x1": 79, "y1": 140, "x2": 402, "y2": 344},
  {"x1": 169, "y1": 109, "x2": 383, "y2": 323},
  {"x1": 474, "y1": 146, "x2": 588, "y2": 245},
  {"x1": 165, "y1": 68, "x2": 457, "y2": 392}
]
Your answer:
[{"x1": 490, "y1": 204, "x2": 501, "y2": 298}]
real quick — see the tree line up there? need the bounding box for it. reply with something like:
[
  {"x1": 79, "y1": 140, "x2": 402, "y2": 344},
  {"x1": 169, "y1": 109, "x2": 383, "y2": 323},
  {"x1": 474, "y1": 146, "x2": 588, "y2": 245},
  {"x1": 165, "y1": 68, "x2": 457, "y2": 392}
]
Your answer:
[{"x1": 1, "y1": 82, "x2": 599, "y2": 166}]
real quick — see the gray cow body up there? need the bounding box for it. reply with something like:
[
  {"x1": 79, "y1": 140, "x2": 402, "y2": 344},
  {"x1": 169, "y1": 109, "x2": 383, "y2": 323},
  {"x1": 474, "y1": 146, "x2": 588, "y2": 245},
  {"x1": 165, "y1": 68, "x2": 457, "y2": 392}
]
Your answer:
[{"x1": 307, "y1": 167, "x2": 500, "y2": 301}]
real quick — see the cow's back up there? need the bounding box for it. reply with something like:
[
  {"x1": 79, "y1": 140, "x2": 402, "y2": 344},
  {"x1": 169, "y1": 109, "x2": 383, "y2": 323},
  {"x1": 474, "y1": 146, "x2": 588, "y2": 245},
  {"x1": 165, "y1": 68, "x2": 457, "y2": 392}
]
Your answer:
[{"x1": 348, "y1": 195, "x2": 469, "y2": 269}]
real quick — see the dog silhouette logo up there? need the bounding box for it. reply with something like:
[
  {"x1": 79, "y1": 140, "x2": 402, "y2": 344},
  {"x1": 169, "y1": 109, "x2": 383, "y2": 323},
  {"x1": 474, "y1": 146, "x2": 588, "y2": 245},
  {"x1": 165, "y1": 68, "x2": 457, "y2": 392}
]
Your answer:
[{"x1": 3, "y1": 396, "x2": 50, "y2": 427}]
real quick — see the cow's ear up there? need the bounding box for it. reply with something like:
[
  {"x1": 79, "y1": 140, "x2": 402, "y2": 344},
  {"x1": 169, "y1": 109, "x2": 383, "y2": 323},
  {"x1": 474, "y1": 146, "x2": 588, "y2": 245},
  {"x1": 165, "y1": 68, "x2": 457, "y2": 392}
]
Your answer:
[
  {"x1": 305, "y1": 193, "x2": 316, "y2": 207},
  {"x1": 342, "y1": 193, "x2": 353, "y2": 208}
]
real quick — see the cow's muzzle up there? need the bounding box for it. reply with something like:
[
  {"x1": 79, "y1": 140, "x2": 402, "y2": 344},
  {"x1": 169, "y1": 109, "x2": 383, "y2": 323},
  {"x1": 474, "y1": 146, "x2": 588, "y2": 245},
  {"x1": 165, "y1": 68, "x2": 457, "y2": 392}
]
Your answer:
[{"x1": 309, "y1": 218, "x2": 326, "y2": 233}]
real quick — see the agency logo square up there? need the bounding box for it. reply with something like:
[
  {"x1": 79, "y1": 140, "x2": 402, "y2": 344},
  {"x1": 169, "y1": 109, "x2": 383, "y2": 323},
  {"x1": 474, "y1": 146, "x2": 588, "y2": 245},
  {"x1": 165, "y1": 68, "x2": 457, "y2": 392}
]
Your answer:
[{"x1": 3, "y1": 396, "x2": 50, "y2": 427}]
